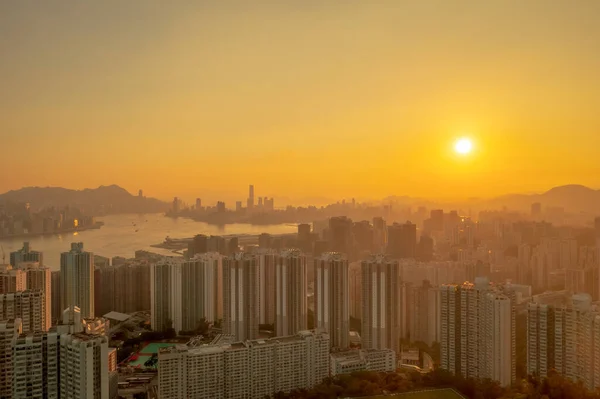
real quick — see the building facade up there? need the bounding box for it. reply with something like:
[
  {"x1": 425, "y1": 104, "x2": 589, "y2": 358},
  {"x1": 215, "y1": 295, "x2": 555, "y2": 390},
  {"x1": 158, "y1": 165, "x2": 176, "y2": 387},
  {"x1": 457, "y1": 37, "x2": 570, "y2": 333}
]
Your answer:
[
  {"x1": 0, "y1": 319, "x2": 22, "y2": 398},
  {"x1": 59, "y1": 333, "x2": 109, "y2": 399},
  {"x1": 440, "y1": 278, "x2": 516, "y2": 386},
  {"x1": 361, "y1": 255, "x2": 400, "y2": 354},
  {"x1": 24, "y1": 262, "x2": 52, "y2": 331},
  {"x1": 12, "y1": 332, "x2": 60, "y2": 399},
  {"x1": 60, "y1": 243, "x2": 95, "y2": 318},
  {"x1": 223, "y1": 253, "x2": 259, "y2": 341},
  {"x1": 10, "y1": 242, "x2": 43, "y2": 268},
  {"x1": 275, "y1": 249, "x2": 307, "y2": 336},
  {"x1": 181, "y1": 253, "x2": 222, "y2": 329},
  {"x1": 314, "y1": 253, "x2": 349, "y2": 348},
  {"x1": 158, "y1": 330, "x2": 329, "y2": 399},
  {"x1": 0, "y1": 290, "x2": 45, "y2": 333}
]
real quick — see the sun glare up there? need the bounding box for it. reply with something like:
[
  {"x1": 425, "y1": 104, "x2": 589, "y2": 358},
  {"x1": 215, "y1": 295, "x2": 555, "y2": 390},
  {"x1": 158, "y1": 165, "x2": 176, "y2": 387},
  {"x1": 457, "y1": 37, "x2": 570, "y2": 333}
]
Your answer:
[{"x1": 454, "y1": 138, "x2": 473, "y2": 155}]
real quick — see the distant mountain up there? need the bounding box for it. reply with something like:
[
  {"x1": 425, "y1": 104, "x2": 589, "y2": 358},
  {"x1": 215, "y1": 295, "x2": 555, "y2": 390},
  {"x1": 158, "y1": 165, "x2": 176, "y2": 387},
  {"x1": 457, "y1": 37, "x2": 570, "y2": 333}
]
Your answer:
[
  {"x1": 480, "y1": 184, "x2": 600, "y2": 214},
  {"x1": 0, "y1": 185, "x2": 168, "y2": 214}
]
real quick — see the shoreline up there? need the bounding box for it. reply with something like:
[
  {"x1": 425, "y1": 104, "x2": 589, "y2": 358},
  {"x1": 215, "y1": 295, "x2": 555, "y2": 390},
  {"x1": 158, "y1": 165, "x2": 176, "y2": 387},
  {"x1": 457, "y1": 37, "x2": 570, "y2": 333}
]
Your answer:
[{"x1": 0, "y1": 222, "x2": 104, "y2": 241}]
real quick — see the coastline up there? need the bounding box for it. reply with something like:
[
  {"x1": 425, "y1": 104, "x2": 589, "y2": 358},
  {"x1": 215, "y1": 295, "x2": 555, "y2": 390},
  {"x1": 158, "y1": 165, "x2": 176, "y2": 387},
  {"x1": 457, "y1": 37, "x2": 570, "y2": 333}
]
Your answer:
[{"x1": 0, "y1": 221, "x2": 104, "y2": 241}]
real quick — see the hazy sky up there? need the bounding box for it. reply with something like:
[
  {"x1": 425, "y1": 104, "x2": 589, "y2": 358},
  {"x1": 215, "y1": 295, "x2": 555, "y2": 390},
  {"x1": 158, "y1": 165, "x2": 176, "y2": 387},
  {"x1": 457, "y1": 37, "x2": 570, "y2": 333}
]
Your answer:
[{"x1": 2, "y1": 1, "x2": 600, "y2": 203}]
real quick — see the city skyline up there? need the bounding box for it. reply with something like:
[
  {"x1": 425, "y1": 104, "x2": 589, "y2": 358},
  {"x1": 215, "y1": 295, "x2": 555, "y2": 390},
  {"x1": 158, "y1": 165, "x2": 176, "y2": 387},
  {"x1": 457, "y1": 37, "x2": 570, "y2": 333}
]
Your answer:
[{"x1": 2, "y1": 1, "x2": 600, "y2": 200}]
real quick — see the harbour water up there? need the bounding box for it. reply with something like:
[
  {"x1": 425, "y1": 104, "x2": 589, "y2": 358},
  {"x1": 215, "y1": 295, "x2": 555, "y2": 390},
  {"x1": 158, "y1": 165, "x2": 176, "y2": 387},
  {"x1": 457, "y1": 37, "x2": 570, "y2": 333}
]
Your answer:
[{"x1": 0, "y1": 213, "x2": 297, "y2": 271}]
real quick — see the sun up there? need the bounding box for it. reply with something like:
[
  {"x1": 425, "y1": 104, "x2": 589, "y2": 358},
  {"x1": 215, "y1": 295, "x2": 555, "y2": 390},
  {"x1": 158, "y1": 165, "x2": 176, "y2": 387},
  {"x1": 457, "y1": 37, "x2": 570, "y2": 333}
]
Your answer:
[{"x1": 454, "y1": 138, "x2": 473, "y2": 155}]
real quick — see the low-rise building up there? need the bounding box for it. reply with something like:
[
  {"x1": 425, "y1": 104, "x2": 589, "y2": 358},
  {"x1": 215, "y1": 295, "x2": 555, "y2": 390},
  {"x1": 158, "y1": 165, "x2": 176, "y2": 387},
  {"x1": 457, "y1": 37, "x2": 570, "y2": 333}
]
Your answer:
[
  {"x1": 330, "y1": 348, "x2": 396, "y2": 376},
  {"x1": 158, "y1": 330, "x2": 329, "y2": 399}
]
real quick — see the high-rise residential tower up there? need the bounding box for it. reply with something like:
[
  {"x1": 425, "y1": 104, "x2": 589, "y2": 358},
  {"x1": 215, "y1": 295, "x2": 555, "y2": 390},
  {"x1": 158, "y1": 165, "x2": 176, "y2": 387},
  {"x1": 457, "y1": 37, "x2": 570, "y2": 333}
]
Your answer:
[
  {"x1": 275, "y1": 249, "x2": 307, "y2": 336},
  {"x1": 51, "y1": 271, "x2": 61, "y2": 325},
  {"x1": 60, "y1": 243, "x2": 94, "y2": 318},
  {"x1": 0, "y1": 290, "x2": 45, "y2": 333},
  {"x1": 223, "y1": 252, "x2": 260, "y2": 341},
  {"x1": 150, "y1": 258, "x2": 182, "y2": 332},
  {"x1": 10, "y1": 242, "x2": 43, "y2": 268},
  {"x1": 0, "y1": 264, "x2": 26, "y2": 294},
  {"x1": 314, "y1": 252, "x2": 349, "y2": 348},
  {"x1": 440, "y1": 278, "x2": 516, "y2": 386},
  {"x1": 23, "y1": 262, "x2": 52, "y2": 331},
  {"x1": 59, "y1": 333, "x2": 109, "y2": 399},
  {"x1": 181, "y1": 253, "x2": 222, "y2": 329},
  {"x1": 0, "y1": 319, "x2": 22, "y2": 398},
  {"x1": 361, "y1": 255, "x2": 400, "y2": 354}
]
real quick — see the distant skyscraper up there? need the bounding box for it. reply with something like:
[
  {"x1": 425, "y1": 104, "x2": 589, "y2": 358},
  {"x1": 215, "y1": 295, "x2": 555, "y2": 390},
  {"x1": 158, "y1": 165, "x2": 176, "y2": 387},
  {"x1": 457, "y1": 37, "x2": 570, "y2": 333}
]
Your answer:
[
  {"x1": 60, "y1": 243, "x2": 94, "y2": 318},
  {"x1": 138, "y1": 189, "x2": 143, "y2": 198},
  {"x1": 372, "y1": 217, "x2": 387, "y2": 252},
  {"x1": 10, "y1": 242, "x2": 43, "y2": 268},
  {"x1": 223, "y1": 253, "x2": 260, "y2": 341},
  {"x1": 329, "y1": 216, "x2": 354, "y2": 257},
  {"x1": 0, "y1": 290, "x2": 45, "y2": 333},
  {"x1": 172, "y1": 197, "x2": 180, "y2": 213},
  {"x1": 195, "y1": 198, "x2": 202, "y2": 210},
  {"x1": 314, "y1": 252, "x2": 349, "y2": 348},
  {"x1": 361, "y1": 255, "x2": 400, "y2": 355},
  {"x1": 247, "y1": 185, "x2": 255, "y2": 210},
  {"x1": 0, "y1": 319, "x2": 22, "y2": 398},
  {"x1": 0, "y1": 264, "x2": 26, "y2": 294},
  {"x1": 275, "y1": 250, "x2": 307, "y2": 336},
  {"x1": 387, "y1": 222, "x2": 417, "y2": 259},
  {"x1": 24, "y1": 262, "x2": 52, "y2": 331},
  {"x1": 595, "y1": 216, "x2": 600, "y2": 237}
]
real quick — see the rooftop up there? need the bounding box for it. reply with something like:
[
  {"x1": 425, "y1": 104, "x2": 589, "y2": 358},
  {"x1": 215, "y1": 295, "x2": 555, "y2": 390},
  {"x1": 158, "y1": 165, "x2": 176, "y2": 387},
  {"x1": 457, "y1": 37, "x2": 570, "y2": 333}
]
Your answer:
[{"x1": 103, "y1": 311, "x2": 131, "y2": 322}]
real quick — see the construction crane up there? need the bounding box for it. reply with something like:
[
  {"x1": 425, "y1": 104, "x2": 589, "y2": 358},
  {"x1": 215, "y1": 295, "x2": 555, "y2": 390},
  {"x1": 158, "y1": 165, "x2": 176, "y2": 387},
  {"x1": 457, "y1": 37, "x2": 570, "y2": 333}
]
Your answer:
[{"x1": 1, "y1": 245, "x2": 4, "y2": 264}]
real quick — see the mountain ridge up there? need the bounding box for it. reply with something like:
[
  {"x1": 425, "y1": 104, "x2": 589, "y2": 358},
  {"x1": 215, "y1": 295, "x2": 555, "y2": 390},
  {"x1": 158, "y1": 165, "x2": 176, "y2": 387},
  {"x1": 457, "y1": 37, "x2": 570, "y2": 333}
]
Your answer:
[
  {"x1": 1, "y1": 184, "x2": 598, "y2": 214},
  {"x1": 0, "y1": 185, "x2": 168, "y2": 214}
]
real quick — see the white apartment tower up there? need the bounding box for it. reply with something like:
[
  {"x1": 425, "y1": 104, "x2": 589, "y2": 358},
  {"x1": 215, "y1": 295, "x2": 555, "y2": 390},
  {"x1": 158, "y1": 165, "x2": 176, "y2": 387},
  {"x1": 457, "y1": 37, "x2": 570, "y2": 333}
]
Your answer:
[
  {"x1": 60, "y1": 243, "x2": 94, "y2": 318},
  {"x1": 181, "y1": 253, "x2": 222, "y2": 329},
  {"x1": 361, "y1": 255, "x2": 400, "y2": 354},
  {"x1": 0, "y1": 290, "x2": 44, "y2": 333},
  {"x1": 12, "y1": 331, "x2": 60, "y2": 399},
  {"x1": 158, "y1": 330, "x2": 330, "y2": 399},
  {"x1": 59, "y1": 333, "x2": 109, "y2": 399},
  {"x1": 0, "y1": 319, "x2": 22, "y2": 399},
  {"x1": 275, "y1": 249, "x2": 308, "y2": 336},
  {"x1": 223, "y1": 252, "x2": 260, "y2": 341},
  {"x1": 440, "y1": 278, "x2": 516, "y2": 386},
  {"x1": 314, "y1": 253, "x2": 350, "y2": 348},
  {"x1": 23, "y1": 262, "x2": 52, "y2": 331}
]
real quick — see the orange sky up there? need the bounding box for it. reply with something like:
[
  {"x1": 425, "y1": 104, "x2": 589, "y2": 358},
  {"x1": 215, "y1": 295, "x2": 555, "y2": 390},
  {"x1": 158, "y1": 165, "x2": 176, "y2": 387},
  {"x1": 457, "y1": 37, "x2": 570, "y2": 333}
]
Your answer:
[{"x1": 1, "y1": 1, "x2": 600, "y2": 204}]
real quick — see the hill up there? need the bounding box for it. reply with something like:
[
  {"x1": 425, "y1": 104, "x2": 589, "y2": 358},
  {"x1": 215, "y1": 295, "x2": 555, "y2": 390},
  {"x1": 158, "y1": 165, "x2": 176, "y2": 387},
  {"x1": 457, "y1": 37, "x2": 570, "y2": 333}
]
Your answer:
[
  {"x1": 480, "y1": 184, "x2": 600, "y2": 214},
  {"x1": 0, "y1": 185, "x2": 168, "y2": 214}
]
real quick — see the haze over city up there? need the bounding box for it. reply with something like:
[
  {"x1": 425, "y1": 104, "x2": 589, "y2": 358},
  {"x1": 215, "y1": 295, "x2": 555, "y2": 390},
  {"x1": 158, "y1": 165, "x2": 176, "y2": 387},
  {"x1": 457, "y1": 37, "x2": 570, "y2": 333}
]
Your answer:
[
  {"x1": 3, "y1": 2, "x2": 600, "y2": 399},
  {"x1": 2, "y1": 1, "x2": 600, "y2": 203}
]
